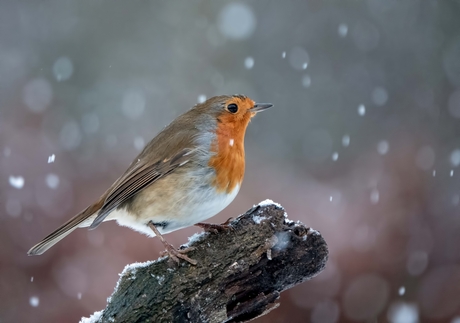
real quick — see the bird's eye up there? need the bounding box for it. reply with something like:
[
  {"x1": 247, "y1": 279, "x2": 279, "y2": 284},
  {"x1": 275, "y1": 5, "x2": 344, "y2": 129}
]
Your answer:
[{"x1": 227, "y1": 103, "x2": 238, "y2": 113}]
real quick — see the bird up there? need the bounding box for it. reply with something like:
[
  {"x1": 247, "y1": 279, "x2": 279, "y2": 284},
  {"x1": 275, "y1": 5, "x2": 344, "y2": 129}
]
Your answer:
[{"x1": 27, "y1": 95, "x2": 272, "y2": 264}]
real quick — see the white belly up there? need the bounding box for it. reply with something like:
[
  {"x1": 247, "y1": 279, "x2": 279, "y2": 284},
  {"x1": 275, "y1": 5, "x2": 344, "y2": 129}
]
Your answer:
[{"x1": 111, "y1": 184, "x2": 240, "y2": 237}]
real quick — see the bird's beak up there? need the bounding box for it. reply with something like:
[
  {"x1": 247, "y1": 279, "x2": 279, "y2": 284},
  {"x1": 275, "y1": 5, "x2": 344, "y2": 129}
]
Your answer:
[{"x1": 251, "y1": 103, "x2": 273, "y2": 113}]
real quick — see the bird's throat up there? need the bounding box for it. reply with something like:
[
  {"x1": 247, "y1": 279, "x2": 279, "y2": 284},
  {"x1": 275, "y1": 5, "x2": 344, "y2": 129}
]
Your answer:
[{"x1": 208, "y1": 117, "x2": 248, "y2": 193}]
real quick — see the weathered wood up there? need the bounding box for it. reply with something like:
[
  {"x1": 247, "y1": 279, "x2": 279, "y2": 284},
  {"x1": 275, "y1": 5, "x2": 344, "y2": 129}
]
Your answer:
[{"x1": 82, "y1": 201, "x2": 328, "y2": 323}]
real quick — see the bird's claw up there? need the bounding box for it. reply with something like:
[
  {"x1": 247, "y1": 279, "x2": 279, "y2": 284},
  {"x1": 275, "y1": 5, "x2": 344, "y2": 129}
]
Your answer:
[
  {"x1": 160, "y1": 244, "x2": 197, "y2": 265},
  {"x1": 195, "y1": 217, "x2": 234, "y2": 234}
]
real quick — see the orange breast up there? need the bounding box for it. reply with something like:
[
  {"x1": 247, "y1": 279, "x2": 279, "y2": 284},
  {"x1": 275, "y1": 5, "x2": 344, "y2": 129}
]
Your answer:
[{"x1": 208, "y1": 113, "x2": 249, "y2": 193}]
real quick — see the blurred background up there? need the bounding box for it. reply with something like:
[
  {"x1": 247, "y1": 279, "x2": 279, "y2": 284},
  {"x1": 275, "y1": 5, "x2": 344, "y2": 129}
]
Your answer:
[{"x1": 1, "y1": 0, "x2": 460, "y2": 322}]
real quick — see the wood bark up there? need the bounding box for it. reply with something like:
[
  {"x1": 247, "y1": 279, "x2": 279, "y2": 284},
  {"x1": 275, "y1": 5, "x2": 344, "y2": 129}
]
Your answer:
[{"x1": 86, "y1": 202, "x2": 329, "y2": 323}]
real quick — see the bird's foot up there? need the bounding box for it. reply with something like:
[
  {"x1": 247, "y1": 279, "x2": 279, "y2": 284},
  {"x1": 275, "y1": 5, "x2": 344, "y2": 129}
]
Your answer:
[
  {"x1": 195, "y1": 217, "x2": 234, "y2": 234},
  {"x1": 160, "y1": 243, "x2": 197, "y2": 266},
  {"x1": 148, "y1": 221, "x2": 197, "y2": 265}
]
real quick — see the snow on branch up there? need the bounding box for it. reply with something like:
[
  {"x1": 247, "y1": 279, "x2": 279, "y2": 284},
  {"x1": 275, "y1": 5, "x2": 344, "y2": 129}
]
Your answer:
[{"x1": 81, "y1": 201, "x2": 329, "y2": 323}]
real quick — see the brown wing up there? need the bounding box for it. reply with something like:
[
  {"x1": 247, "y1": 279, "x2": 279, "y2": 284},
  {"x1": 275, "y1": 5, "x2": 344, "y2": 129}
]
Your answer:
[{"x1": 89, "y1": 148, "x2": 194, "y2": 229}]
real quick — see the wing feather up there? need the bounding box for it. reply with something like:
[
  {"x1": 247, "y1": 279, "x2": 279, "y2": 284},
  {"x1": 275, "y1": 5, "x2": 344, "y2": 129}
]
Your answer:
[{"x1": 89, "y1": 148, "x2": 193, "y2": 229}]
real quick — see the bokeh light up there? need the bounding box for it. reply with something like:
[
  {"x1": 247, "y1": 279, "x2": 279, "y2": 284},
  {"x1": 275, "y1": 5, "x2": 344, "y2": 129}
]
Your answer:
[{"x1": 2, "y1": 1, "x2": 460, "y2": 322}]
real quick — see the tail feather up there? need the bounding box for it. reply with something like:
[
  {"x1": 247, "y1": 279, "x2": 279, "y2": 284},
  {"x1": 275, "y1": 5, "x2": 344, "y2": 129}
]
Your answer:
[{"x1": 28, "y1": 200, "x2": 104, "y2": 256}]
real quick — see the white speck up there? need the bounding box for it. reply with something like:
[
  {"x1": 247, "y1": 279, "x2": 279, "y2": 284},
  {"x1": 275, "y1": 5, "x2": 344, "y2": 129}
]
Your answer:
[
  {"x1": 47, "y1": 154, "x2": 55, "y2": 163},
  {"x1": 398, "y1": 286, "x2": 405, "y2": 296},
  {"x1": 244, "y1": 57, "x2": 254, "y2": 69},
  {"x1": 252, "y1": 215, "x2": 267, "y2": 224},
  {"x1": 22, "y1": 78, "x2": 53, "y2": 113},
  {"x1": 122, "y1": 89, "x2": 146, "y2": 119},
  {"x1": 78, "y1": 293, "x2": 82, "y2": 299},
  {"x1": 387, "y1": 302, "x2": 418, "y2": 323},
  {"x1": 266, "y1": 249, "x2": 272, "y2": 260},
  {"x1": 282, "y1": 51, "x2": 286, "y2": 58},
  {"x1": 9, "y1": 176, "x2": 24, "y2": 189},
  {"x1": 342, "y1": 135, "x2": 350, "y2": 147},
  {"x1": 229, "y1": 138, "x2": 234, "y2": 146},
  {"x1": 332, "y1": 152, "x2": 339, "y2": 161},
  {"x1": 450, "y1": 149, "x2": 460, "y2": 167},
  {"x1": 358, "y1": 104, "x2": 366, "y2": 116},
  {"x1": 288, "y1": 47, "x2": 310, "y2": 71},
  {"x1": 31, "y1": 277, "x2": 34, "y2": 282},
  {"x1": 377, "y1": 140, "x2": 389, "y2": 155},
  {"x1": 301, "y1": 75, "x2": 311, "y2": 88},
  {"x1": 79, "y1": 310, "x2": 103, "y2": 323},
  {"x1": 150, "y1": 274, "x2": 165, "y2": 285},
  {"x1": 370, "y1": 188, "x2": 380, "y2": 204},
  {"x1": 29, "y1": 296, "x2": 39, "y2": 307},
  {"x1": 59, "y1": 121, "x2": 82, "y2": 151},
  {"x1": 432, "y1": 170, "x2": 436, "y2": 177},
  {"x1": 52, "y1": 56, "x2": 74, "y2": 82},
  {"x1": 329, "y1": 191, "x2": 343, "y2": 204},
  {"x1": 372, "y1": 86, "x2": 388, "y2": 106},
  {"x1": 198, "y1": 94, "x2": 207, "y2": 103},
  {"x1": 415, "y1": 146, "x2": 435, "y2": 171},
  {"x1": 134, "y1": 136, "x2": 145, "y2": 150},
  {"x1": 451, "y1": 170, "x2": 454, "y2": 177},
  {"x1": 3, "y1": 147, "x2": 11, "y2": 157},
  {"x1": 218, "y1": 2, "x2": 256, "y2": 40},
  {"x1": 45, "y1": 173, "x2": 60, "y2": 189},
  {"x1": 338, "y1": 23, "x2": 348, "y2": 37},
  {"x1": 258, "y1": 199, "x2": 283, "y2": 209}
]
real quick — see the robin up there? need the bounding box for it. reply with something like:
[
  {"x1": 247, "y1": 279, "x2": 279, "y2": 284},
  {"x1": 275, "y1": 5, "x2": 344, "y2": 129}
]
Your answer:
[{"x1": 27, "y1": 95, "x2": 272, "y2": 265}]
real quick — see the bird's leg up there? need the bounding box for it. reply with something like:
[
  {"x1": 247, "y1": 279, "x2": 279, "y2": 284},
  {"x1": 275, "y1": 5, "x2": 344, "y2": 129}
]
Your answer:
[
  {"x1": 195, "y1": 217, "x2": 234, "y2": 234},
  {"x1": 148, "y1": 222, "x2": 197, "y2": 266}
]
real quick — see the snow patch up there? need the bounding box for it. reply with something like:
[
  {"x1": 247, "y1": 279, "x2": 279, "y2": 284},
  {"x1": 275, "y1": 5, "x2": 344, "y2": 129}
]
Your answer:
[
  {"x1": 308, "y1": 228, "x2": 320, "y2": 235},
  {"x1": 252, "y1": 215, "x2": 267, "y2": 224},
  {"x1": 109, "y1": 260, "x2": 156, "y2": 300},
  {"x1": 182, "y1": 232, "x2": 207, "y2": 248},
  {"x1": 150, "y1": 274, "x2": 165, "y2": 285},
  {"x1": 274, "y1": 231, "x2": 290, "y2": 251},
  {"x1": 284, "y1": 216, "x2": 294, "y2": 224},
  {"x1": 120, "y1": 260, "x2": 154, "y2": 277},
  {"x1": 79, "y1": 310, "x2": 103, "y2": 323},
  {"x1": 257, "y1": 199, "x2": 283, "y2": 209}
]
